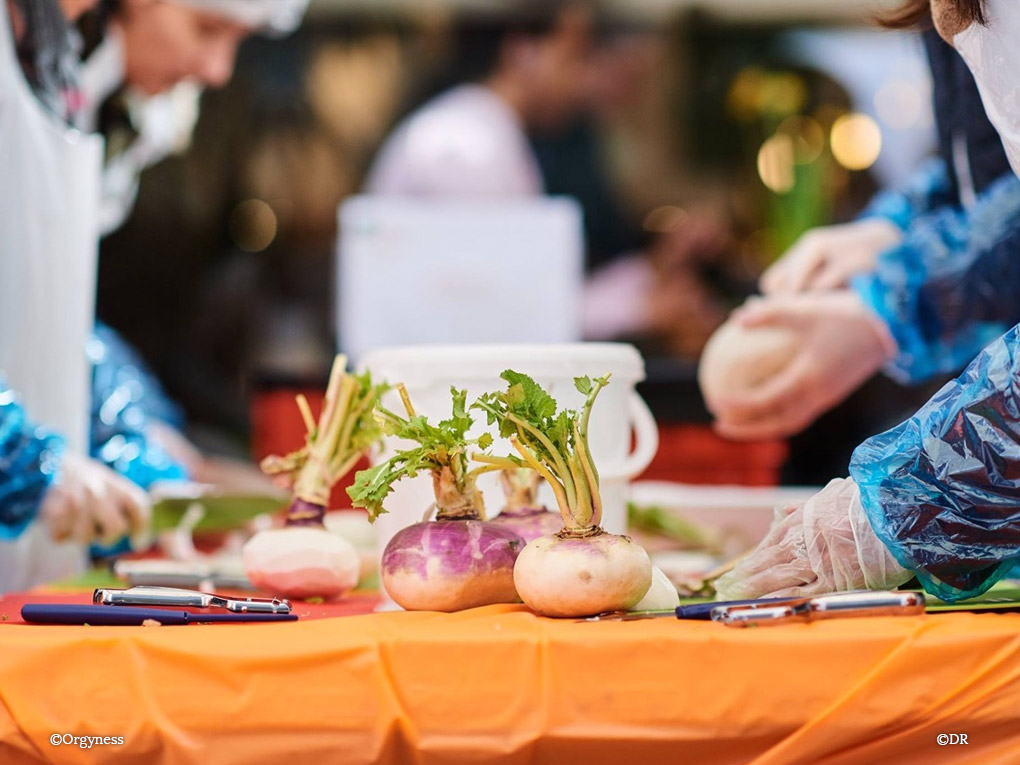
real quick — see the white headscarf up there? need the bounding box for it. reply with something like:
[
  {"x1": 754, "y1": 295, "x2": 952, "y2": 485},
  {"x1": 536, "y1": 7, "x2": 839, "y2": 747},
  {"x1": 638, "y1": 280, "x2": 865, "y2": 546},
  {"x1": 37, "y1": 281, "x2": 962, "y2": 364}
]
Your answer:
[
  {"x1": 170, "y1": 0, "x2": 309, "y2": 37},
  {"x1": 937, "y1": 0, "x2": 1020, "y2": 179}
]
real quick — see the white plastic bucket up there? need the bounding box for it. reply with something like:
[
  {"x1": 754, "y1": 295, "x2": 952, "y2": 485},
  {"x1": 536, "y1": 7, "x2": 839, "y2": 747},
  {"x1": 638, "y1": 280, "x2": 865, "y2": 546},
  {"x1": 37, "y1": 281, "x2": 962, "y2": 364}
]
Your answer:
[{"x1": 357, "y1": 343, "x2": 659, "y2": 602}]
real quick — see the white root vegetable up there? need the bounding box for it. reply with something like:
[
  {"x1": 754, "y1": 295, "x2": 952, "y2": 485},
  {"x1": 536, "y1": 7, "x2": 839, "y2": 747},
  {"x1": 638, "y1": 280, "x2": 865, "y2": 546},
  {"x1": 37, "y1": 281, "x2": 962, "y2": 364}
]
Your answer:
[
  {"x1": 513, "y1": 532, "x2": 652, "y2": 617},
  {"x1": 631, "y1": 564, "x2": 680, "y2": 611},
  {"x1": 474, "y1": 371, "x2": 654, "y2": 617},
  {"x1": 243, "y1": 355, "x2": 387, "y2": 600},
  {"x1": 698, "y1": 319, "x2": 799, "y2": 416},
  {"x1": 323, "y1": 510, "x2": 378, "y2": 582},
  {"x1": 243, "y1": 527, "x2": 360, "y2": 600}
]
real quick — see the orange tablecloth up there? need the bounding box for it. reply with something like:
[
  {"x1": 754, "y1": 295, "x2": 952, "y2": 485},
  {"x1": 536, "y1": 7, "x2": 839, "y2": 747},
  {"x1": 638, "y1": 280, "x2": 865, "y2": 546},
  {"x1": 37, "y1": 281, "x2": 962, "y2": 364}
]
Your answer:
[{"x1": 2, "y1": 595, "x2": 1020, "y2": 764}]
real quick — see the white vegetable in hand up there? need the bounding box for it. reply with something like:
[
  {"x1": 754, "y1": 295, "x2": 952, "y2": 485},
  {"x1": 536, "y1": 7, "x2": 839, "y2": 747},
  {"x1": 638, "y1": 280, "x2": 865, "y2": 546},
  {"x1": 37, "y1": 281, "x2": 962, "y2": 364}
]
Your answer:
[
  {"x1": 698, "y1": 318, "x2": 799, "y2": 409},
  {"x1": 704, "y1": 291, "x2": 897, "y2": 441}
]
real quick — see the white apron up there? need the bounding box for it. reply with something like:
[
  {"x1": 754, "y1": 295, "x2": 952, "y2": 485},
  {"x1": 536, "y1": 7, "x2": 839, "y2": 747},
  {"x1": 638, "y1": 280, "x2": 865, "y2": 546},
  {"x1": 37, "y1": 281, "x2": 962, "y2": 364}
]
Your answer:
[{"x1": 0, "y1": 2, "x2": 103, "y2": 591}]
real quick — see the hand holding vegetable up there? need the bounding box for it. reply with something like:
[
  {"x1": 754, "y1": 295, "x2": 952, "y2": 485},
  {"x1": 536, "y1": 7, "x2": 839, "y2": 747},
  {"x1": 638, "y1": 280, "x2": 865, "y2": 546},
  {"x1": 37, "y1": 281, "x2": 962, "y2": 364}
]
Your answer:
[
  {"x1": 707, "y1": 291, "x2": 897, "y2": 441},
  {"x1": 474, "y1": 371, "x2": 653, "y2": 617},
  {"x1": 242, "y1": 355, "x2": 387, "y2": 600},
  {"x1": 39, "y1": 453, "x2": 151, "y2": 546},
  {"x1": 348, "y1": 386, "x2": 524, "y2": 612},
  {"x1": 714, "y1": 478, "x2": 912, "y2": 600},
  {"x1": 759, "y1": 218, "x2": 903, "y2": 295}
]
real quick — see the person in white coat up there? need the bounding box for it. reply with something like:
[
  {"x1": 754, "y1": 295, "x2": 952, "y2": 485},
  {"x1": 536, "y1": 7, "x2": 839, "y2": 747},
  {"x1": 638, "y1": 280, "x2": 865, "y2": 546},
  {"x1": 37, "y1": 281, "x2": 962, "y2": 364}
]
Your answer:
[
  {"x1": 0, "y1": 0, "x2": 150, "y2": 591},
  {"x1": 365, "y1": 1, "x2": 595, "y2": 197},
  {"x1": 79, "y1": 0, "x2": 309, "y2": 234}
]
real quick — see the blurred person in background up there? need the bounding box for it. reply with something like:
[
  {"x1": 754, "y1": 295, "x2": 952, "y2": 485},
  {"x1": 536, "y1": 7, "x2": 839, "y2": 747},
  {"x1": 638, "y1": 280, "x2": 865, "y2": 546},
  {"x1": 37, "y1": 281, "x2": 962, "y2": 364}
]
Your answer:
[
  {"x1": 365, "y1": 0, "x2": 593, "y2": 197},
  {"x1": 365, "y1": 0, "x2": 734, "y2": 349},
  {"x1": 702, "y1": 2, "x2": 1020, "y2": 443},
  {"x1": 75, "y1": 0, "x2": 308, "y2": 498},
  {"x1": 716, "y1": 0, "x2": 1020, "y2": 606},
  {"x1": 79, "y1": 0, "x2": 309, "y2": 234},
  {"x1": 0, "y1": 0, "x2": 151, "y2": 590}
]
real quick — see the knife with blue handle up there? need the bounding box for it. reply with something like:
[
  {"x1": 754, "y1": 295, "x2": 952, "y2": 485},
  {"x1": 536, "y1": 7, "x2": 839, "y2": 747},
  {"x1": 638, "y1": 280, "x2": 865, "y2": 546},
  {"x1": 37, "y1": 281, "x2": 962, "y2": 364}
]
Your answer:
[{"x1": 21, "y1": 605, "x2": 298, "y2": 625}]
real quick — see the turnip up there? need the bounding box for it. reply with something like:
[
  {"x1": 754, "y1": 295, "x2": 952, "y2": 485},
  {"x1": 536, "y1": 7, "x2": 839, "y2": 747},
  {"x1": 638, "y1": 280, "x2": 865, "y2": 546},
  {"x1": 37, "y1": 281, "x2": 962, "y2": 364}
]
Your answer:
[
  {"x1": 323, "y1": 510, "x2": 378, "y2": 582},
  {"x1": 632, "y1": 565, "x2": 680, "y2": 611},
  {"x1": 242, "y1": 355, "x2": 388, "y2": 600},
  {"x1": 347, "y1": 386, "x2": 525, "y2": 612},
  {"x1": 489, "y1": 468, "x2": 562, "y2": 542},
  {"x1": 474, "y1": 371, "x2": 653, "y2": 617}
]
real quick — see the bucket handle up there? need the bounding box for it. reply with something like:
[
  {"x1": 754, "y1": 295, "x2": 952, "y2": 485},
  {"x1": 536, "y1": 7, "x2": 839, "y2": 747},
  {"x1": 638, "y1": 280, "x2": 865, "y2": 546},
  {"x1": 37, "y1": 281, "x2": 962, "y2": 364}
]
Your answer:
[{"x1": 600, "y1": 392, "x2": 659, "y2": 481}]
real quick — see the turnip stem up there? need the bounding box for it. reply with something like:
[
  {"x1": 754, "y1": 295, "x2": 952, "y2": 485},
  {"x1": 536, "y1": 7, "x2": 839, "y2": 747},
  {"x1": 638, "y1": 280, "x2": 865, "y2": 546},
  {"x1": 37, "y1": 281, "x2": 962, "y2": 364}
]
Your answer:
[
  {"x1": 578, "y1": 375, "x2": 609, "y2": 485},
  {"x1": 274, "y1": 355, "x2": 386, "y2": 511},
  {"x1": 296, "y1": 395, "x2": 317, "y2": 438},
  {"x1": 511, "y1": 437, "x2": 572, "y2": 527},
  {"x1": 320, "y1": 376, "x2": 355, "y2": 458},
  {"x1": 502, "y1": 411, "x2": 577, "y2": 510},
  {"x1": 577, "y1": 374, "x2": 608, "y2": 440},
  {"x1": 317, "y1": 355, "x2": 348, "y2": 434},
  {"x1": 375, "y1": 406, "x2": 404, "y2": 429},
  {"x1": 470, "y1": 453, "x2": 519, "y2": 468},
  {"x1": 465, "y1": 464, "x2": 507, "y2": 483},
  {"x1": 566, "y1": 452, "x2": 592, "y2": 528},
  {"x1": 397, "y1": 383, "x2": 416, "y2": 418},
  {"x1": 336, "y1": 392, "x2": 375, "y2": 466},
  {"x1": 573, "y1": 422, "x2": 602, "y2": 528},
  {"x1": 329, "y1": 450, "x2": 364, "y2": 481}
]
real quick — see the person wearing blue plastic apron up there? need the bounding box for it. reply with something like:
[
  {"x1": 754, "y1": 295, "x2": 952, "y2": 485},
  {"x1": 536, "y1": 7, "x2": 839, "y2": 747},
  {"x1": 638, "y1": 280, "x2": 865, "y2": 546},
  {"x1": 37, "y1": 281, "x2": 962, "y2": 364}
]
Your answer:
[
  {"x1": 0, "y1": 0, "x2": 149, "y2": 591},
  {"x1": 716, "y1": 0, "x2": 1020, "y2": 604}
]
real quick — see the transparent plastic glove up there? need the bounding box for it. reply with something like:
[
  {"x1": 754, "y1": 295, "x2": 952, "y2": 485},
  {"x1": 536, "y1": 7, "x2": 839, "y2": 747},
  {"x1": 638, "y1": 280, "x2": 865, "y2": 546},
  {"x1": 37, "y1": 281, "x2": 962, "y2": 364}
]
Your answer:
[
  {"x1": 710, "y1": 291, "x2": 898, "y2": 441},
  {"x1": 38, "y1": 453, "x2": 152, "y2": 546},
  {"x1": 715, "y1": 478, "x2": 912, "y2": 600},
  {"x1": 759, "y1": 219, "x2": 903, "y2": 295}
]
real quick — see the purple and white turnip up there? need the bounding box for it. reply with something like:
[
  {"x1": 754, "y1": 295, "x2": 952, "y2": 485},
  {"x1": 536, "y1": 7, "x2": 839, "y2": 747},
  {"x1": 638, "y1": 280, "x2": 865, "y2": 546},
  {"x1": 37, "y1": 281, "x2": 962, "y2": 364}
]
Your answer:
[
  {"x1": 347, "y1": 386, "x2": 525, "y2": 611},
  {"x1": 489, "y1": 468, "x2": 562, "y2": 542}
]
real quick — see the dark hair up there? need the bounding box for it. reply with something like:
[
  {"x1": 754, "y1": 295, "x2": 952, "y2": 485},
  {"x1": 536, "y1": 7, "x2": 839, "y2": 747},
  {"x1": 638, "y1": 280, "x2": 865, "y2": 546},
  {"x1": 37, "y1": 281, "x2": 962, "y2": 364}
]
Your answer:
[
  {"x1": 77, "y1": 0, "x2": 121, "y2": 57},
  {"x1": 878, "y1": 0, "x2": 986, "y2": 29},
  {"x1": 451, "y1": 0, "x2": 587, "y2": 83}
]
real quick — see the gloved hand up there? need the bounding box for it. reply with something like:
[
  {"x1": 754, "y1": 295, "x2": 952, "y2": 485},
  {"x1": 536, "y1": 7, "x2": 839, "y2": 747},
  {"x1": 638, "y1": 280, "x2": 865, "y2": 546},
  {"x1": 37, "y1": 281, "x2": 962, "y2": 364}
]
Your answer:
[
  {"x1": 38, "y1": 453, "x2": 151, "y2": 546},
  {"x1": 759, "y1": 218, "x2": 903, "y2": 295},
  {"x1": 709, "y1": 290, "x2": 898, "y2": 441},
  {"x1": 714, "y1": 478, "x2": 912, "y2": 600}
]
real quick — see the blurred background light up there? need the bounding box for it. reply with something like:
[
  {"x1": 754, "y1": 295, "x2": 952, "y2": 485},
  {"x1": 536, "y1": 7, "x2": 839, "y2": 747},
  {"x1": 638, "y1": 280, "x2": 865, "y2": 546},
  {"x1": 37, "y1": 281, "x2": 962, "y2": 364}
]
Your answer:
[
  {"x1": 829, "y1": 112, "x2": 881, "y2": 170},
  {"x1": 777, "y1": 115, "x2": 824, "y2": 164},
  {"x1": 757, "y1": 134, "x2": 796, "y2": 194}
]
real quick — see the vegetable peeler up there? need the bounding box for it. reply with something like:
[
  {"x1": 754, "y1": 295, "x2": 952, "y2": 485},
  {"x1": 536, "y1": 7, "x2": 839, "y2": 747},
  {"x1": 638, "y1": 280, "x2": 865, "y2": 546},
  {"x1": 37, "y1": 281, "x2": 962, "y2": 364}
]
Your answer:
[
  {"x1": 580, "y1": 591, "x2": 926, "y2": 624},
  {"x1": 710, "y1": 590, "x2": 925, "y2": 627},
  {"x1": 93, "y1": 586, "x2": 292, "y2": 614}
]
